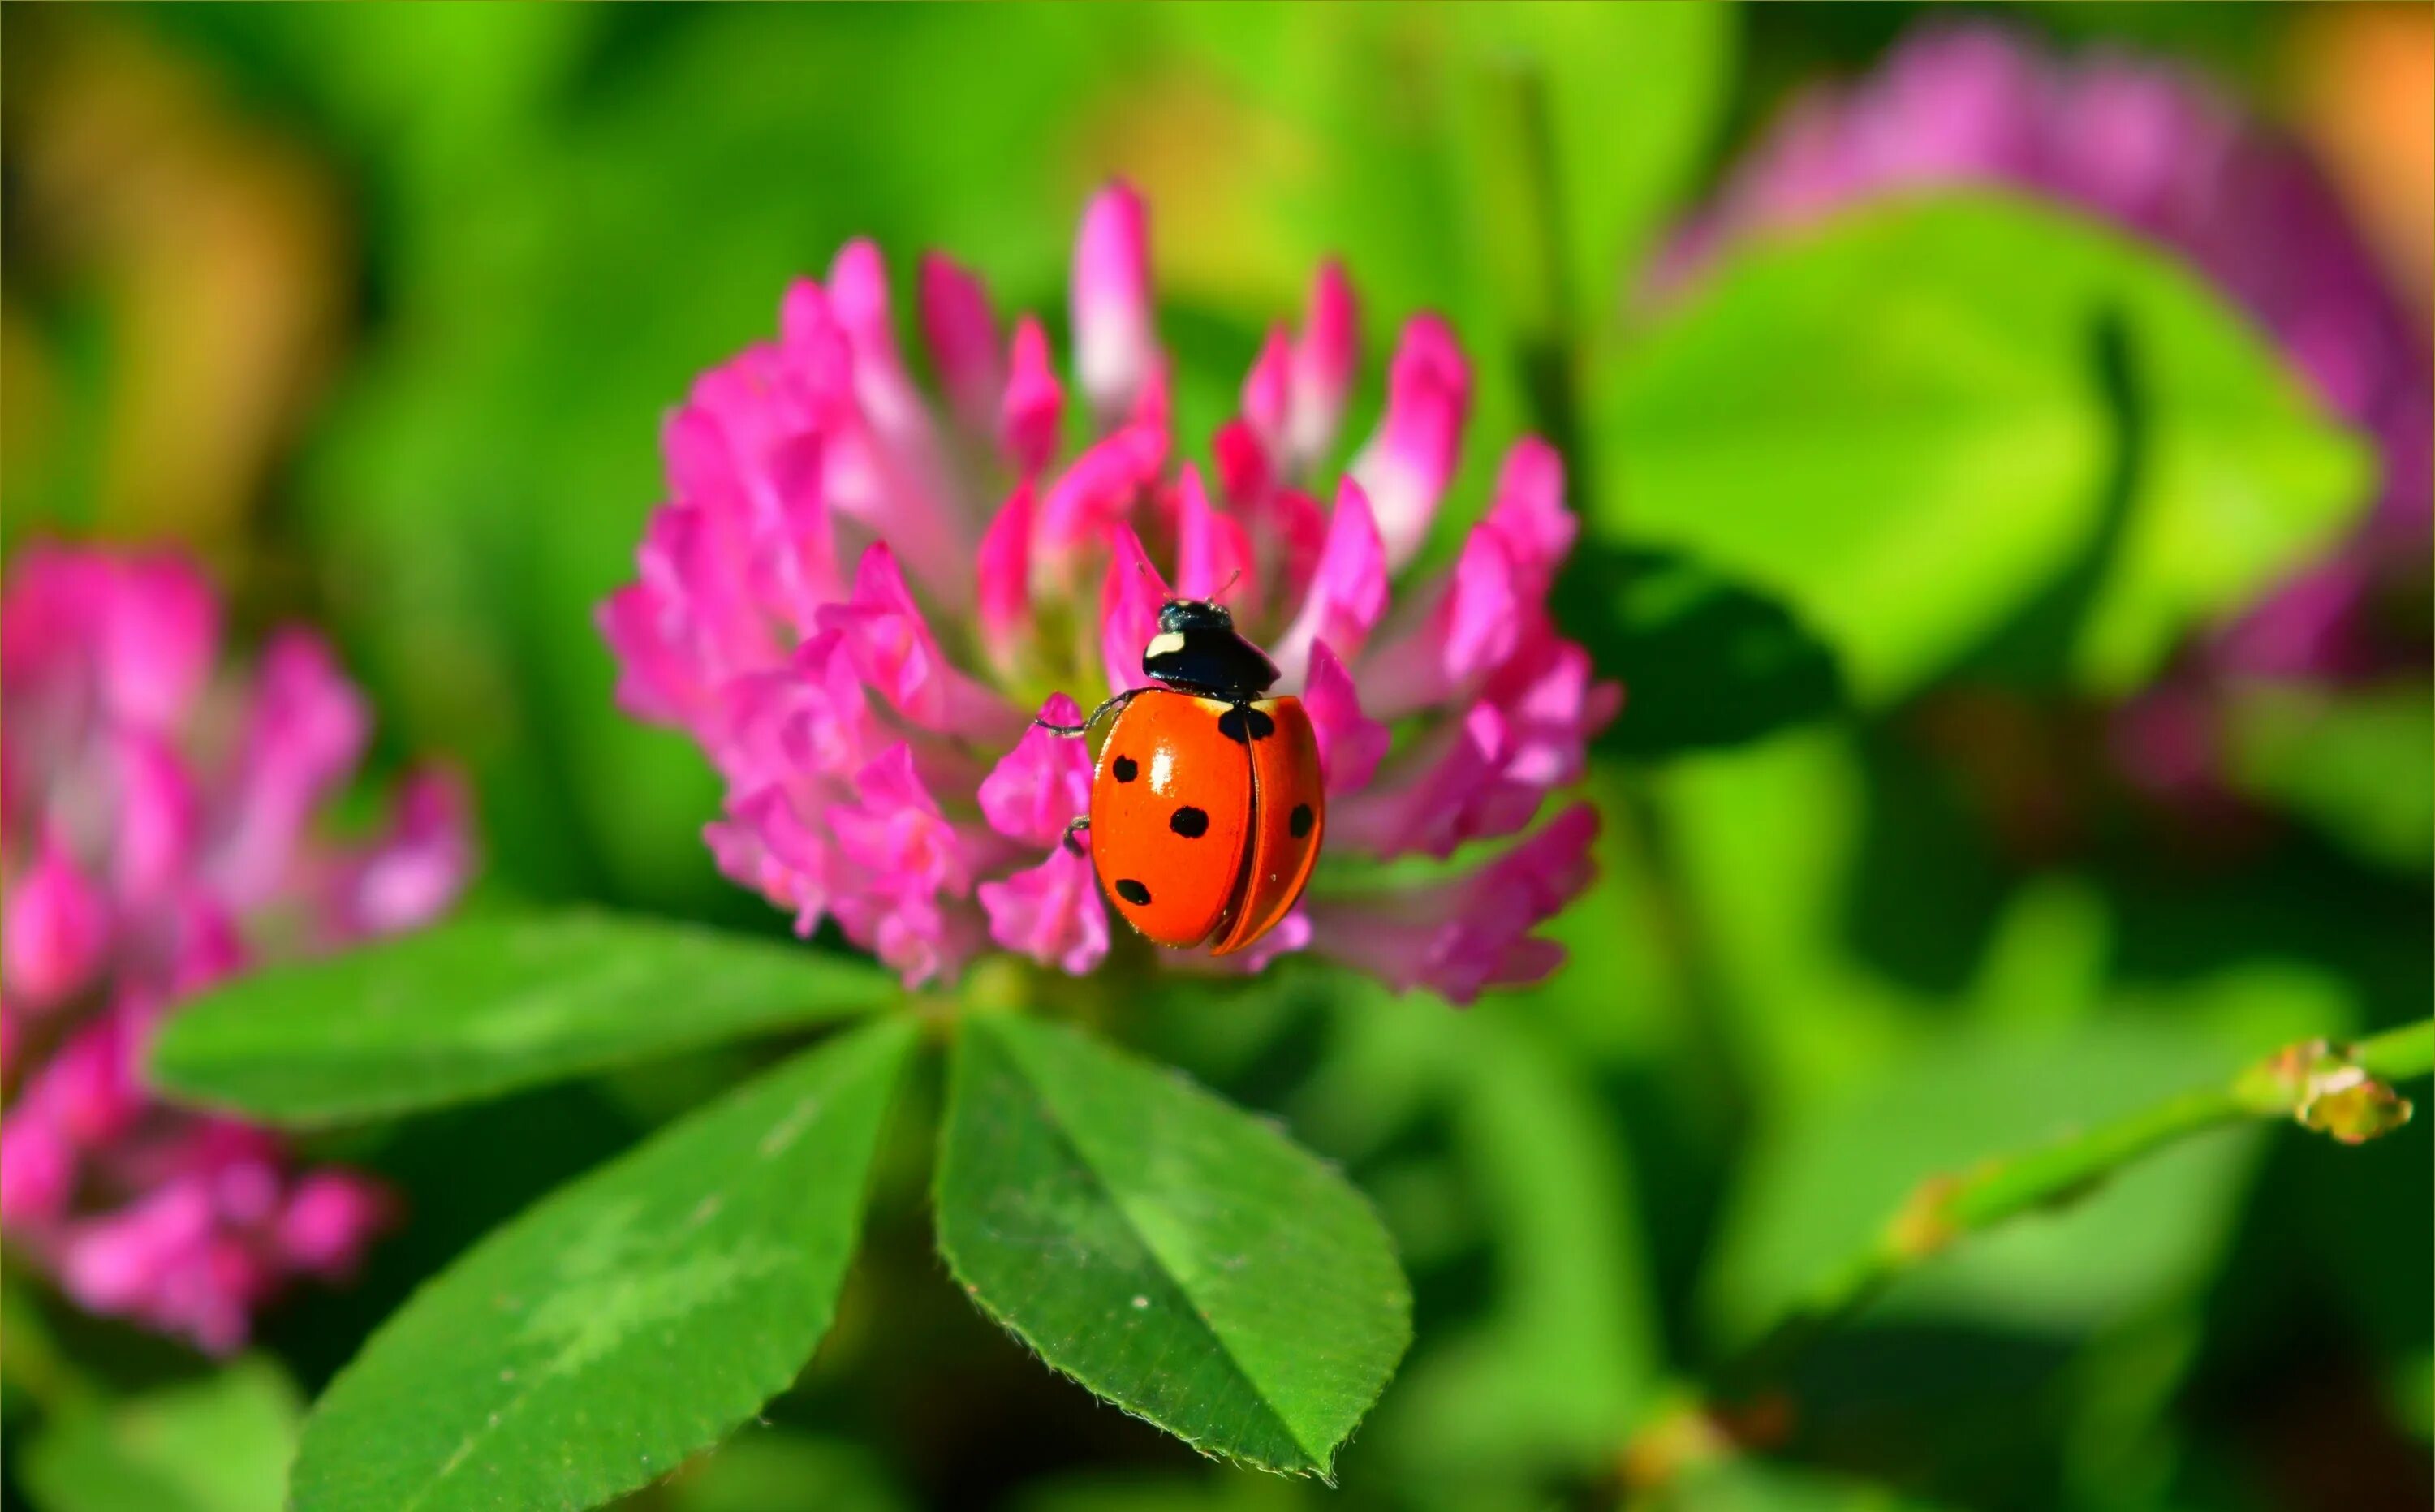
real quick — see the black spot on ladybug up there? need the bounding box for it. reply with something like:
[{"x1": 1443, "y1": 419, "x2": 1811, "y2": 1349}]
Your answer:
[
  {"x1": 1112, "y1": 755, "x2": 1139, "y2": 783},
  {"x1": 1217, "y1": 705, "x2": 1276, "y2": 743},
  {"x1": 1170, "y1": 806, "x2": 1209, "y2": 838},
  {"x1": 1288, "y1": 803, "x2": 1314, "y2": 838},
  {"x1": 1115, "y1": 878, "x2": 1152, "y2": 906}
]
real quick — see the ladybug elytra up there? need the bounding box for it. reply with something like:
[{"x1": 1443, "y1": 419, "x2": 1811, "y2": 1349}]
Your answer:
[{"x1": 1041, "y1": 597, "x2": 1325, "y2": 954}]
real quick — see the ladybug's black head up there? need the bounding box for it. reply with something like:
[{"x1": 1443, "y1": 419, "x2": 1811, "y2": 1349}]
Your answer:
[
  {"x1": 1144, "y1": 597, "x2": 1278, "y2": 700},
  {"x1": 1157, "y1": 598, "x2": 1234, "y2": 635}
]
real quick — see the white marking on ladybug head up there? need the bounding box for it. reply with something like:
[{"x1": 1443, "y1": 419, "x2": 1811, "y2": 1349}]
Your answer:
[{"x1": 1145, "y1": 631, "x2": 1187, "y2": 658}]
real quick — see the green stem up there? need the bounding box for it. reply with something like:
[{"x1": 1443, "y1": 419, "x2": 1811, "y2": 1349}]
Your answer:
[
  {"x1": 1717, "y1": 1021, "x2": 2430, "y2": 1399},
  {"x1": 1478, "y1": 45, "x2": 1752, "y2": 1141},
  {"x1": 1609, "y1": 778, "x2": 1752, "y2": 1139},
  {"x1": 2326, "y1": 1019, "x2": 2433, "y2": 1082},
  {"x1": 1539, "y1": 1013, "x2": 2435, "y2": 1500},
  {"x1": 1609, "y1": 1024, "x2": 2429, "y2": 1500}
]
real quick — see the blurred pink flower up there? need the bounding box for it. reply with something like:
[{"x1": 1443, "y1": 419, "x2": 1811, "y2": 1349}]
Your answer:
[
  {"x1": 601, "y1": 183, "x2": 1618, "y2": 1002},
  {"x1": 0, "y1": 547, "x2": 469, "y2": 1353},
  {"x1": 1656, "y1": 21, "x2": 2430, "y2": 697}
]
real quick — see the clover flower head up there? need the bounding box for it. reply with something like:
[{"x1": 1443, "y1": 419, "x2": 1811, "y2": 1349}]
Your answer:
[
  {"x1": 0, "y1": 547, "x2": 471, "y2": 1351},
  {"x1": 601, "y1": 184, "x2": 1618, "y2": 1000},
  {"x1": 1657, "y1": 21, "x2": 2430, "y2": 692}
]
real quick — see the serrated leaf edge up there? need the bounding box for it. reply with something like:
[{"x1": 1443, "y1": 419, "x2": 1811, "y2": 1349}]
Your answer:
[{"x1": 933, "y1": 1016, "x2": 1412, "y2": 1482}]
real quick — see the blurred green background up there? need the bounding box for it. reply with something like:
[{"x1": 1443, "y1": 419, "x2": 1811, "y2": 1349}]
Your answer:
[{"x1": 2, "y1": 5, "x2": 2427, "y2": 1510}]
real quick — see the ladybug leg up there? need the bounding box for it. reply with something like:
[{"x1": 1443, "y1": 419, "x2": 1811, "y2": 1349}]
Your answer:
[
  {"x1": 1059, "y1": 816, "x2": 1092, "y2": 856},
  {"x1": 1036, "y1": 688, "x2": 1140, "y2": 738}
]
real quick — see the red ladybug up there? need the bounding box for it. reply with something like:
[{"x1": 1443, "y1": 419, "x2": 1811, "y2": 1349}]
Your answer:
[{"x1": 1041, "y1": 597, "x2": 1325, "y2": 954}]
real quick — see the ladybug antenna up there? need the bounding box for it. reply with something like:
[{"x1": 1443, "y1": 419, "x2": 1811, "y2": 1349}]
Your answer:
[{"x1": 1211, "y1": 568, "x2": 1243, "y2": 605}]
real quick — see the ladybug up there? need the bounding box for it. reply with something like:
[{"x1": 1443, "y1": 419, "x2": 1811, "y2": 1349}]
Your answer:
[{"x1": 1041, "y1": 597, "x2": 1325, "y2": 954}]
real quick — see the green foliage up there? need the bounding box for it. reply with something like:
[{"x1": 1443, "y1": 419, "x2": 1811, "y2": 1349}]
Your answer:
[
  {"x1": 1012, "y1": 1471, "x2": 1321, "y2": 1512},
  {"x1": 286, "y1": 1019, "x2": 914, "y2": 1512},
  {"x1": 1573, "y1": 548, "x2": 1849, "y2": 756},
  {"x1": 935, "y1": 1015, "x2": 1410, "y2": 1479},
  {"x1": 1527, "y1": 3, "x2": 1736, "y2": 329},
  {"x1": 1299, "y1": 984, "x2": 1666, "y2": 1494},
  {"x1": 18, "y1": 1359, "x2": 300, "y2": 1512},
  {"x1": 650, "y1": 1430, "x2": 912, "y2": 1512},
  {"x1": 1443, "y1": 2, "x2": 1737, "y2": 334},
  {"x1": 1661, "y1": 1458, "x2": 1959, "y2": 1511},
  {"x1": 1704, "y1": 1019, "x2": 2265, "y2": 1341},
  {"x1": 149, "y1": 911, "x2": 894, "y2": 1124},
  {"x1": 1601, "y1": 196, "x2": 2373, "y2": 702},
  {"x1": 2226, "y1": 682, "x2": 2435, "y2": 874},
  {"x1": 1653, "y1": 723, "x2": 2402, "y2": 1338},
  {"x1": 8, "y1": 7, "x2": 2429, "y2": 1512}
]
